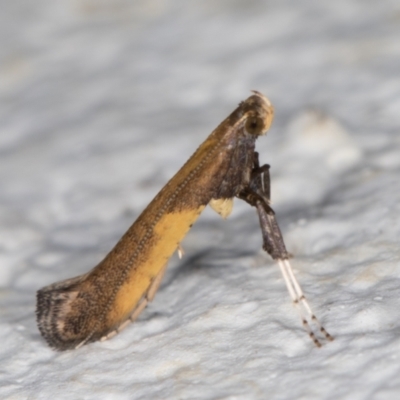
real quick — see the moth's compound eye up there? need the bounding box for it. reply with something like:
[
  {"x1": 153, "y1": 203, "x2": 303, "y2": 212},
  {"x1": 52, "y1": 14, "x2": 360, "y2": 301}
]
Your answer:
[{"x1": 245, "y1": 116, "x2": 264, "y2": 135}]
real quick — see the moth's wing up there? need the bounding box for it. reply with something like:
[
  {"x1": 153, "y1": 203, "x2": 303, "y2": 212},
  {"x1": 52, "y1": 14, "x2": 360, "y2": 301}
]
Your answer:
[
  {"x1": 99, "y1": 261, "x2": 168, "y2": 343},
  {"x1": 35, "y1": 93, "x2": 271, "y2": 351},
  {"x1": 36, "y1": 260, "x2": 169, "y2": 350},
  {"x1": 35, "y1": 207, "x2": 207, "y2": 351},
  {"x1": 36, "y1": 272, "x2": 90, "y2": 350}
]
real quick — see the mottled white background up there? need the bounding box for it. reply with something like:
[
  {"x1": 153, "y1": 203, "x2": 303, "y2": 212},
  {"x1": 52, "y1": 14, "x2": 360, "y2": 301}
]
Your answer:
[{"x1": 1, "y1": 1, "x2": 400, "y2": 399}]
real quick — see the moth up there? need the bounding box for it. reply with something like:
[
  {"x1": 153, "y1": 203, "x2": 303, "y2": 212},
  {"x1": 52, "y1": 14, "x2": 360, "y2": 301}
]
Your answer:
[{"x1": 36, "y1": 91, "x2": 333, "y2": 350}]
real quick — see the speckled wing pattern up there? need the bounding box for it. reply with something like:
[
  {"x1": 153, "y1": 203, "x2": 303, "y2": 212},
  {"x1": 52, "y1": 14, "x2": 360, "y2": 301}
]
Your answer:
[{"x1": 36, "y1": 92, "x2": 275, "y2": 350}]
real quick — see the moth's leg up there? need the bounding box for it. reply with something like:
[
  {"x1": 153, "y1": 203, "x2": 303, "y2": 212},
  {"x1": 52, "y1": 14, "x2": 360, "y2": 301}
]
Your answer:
[
  {"x1": 279, "y1": 258, "x2": 333, "y2": 343},
  {"x1": 245, "y1": 161, "x2": 287, "y2": 260},
  {"x1": 147, "y1": 262, "x2": 168, "y2": 302},
  {"x1": 238, "y1": 184, "x2": 333, "y2": 345},
  {"x1": 177, "y1": 243, "x2": 185, "y2": 259},
  {"x1": 255, "y1": 197, "x2": 333, "y2": 345},
  {"x1": 251, "y1": 164, "x2": 295, "y2": 258},
  {"x1": 255, "y1": 199, "x2": 289, "y2": 260},
  {"x1": 237, "y1": 188, "x2": 287, "y2": 260},
  {"x1": 250, "y1": 153, "x2": 271, "y2": 202}
]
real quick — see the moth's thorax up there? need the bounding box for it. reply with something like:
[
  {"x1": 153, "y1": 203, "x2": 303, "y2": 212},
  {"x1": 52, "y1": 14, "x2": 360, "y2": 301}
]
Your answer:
[{"x1": 203, "y1": 94, "x2": 271, "y2": 197}]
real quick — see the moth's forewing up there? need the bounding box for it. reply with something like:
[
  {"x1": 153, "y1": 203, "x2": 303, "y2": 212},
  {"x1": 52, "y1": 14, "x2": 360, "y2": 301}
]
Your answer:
[{"x1": 36, "y1": 92, "x2": 274, "y2": 350}]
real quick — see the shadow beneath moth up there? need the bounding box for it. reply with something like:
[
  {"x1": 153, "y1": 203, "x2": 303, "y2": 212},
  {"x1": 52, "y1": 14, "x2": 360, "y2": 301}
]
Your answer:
[{"x1": 36, "y1": 91, "x2": 333, "y2": 350}]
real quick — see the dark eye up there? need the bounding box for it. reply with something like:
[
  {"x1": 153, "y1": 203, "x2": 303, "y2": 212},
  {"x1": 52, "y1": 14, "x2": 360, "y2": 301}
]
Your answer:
[{"x1": 245, "y1": 116, "x2": 264, "y2": 135}]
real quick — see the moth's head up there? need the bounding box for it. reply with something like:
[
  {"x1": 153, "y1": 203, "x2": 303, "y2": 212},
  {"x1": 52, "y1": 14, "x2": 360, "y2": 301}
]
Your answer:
[{"x1": 242, "y1": 91, "x2": 274, "y2": 136}]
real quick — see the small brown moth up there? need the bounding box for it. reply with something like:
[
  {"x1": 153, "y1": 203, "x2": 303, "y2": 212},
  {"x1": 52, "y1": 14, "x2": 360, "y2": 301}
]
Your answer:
[{"x1": 36, "y1": 92, "x2": 333, "y2": 350}]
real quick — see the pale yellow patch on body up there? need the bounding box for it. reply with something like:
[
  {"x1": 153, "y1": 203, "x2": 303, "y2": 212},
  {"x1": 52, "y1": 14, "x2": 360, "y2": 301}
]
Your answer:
[
  {"x1": 209, "y1": 198, "x2": 234, "y2": 219},
  {"x1": 108, "y1": 206, "x2": 205, "y2": 326}
]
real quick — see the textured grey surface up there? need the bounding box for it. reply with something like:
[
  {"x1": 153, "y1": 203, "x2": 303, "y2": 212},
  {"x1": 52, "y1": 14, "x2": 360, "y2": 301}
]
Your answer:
[{"x1": 1, "y1": 1, "x2": 400, "y2": 399}]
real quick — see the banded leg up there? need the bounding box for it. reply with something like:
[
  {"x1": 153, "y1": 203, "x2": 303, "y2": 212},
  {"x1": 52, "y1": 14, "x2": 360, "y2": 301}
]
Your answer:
[{"x1": 238, "y1": 158, "x2": 333, "y2": 346}]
